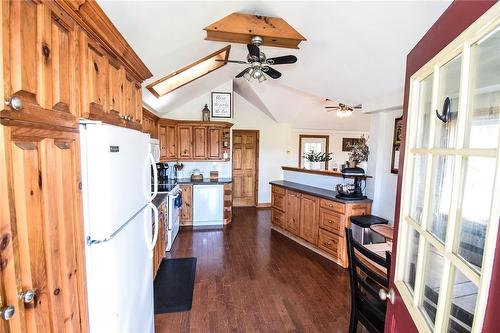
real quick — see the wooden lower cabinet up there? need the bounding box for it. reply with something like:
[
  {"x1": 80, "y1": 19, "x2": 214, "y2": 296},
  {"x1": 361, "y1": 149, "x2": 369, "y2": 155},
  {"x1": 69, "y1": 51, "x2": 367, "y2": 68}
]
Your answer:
[
  {"x1": 300, "y1": 194, "x2": 320, "y2": 245},
  {"x1": 0, "y1": 125, "x2": 88, "y2": 332},
  {"x1": 180, "y1": 185, "x2": 193, "y2": 225},
  {"x1": 285, "y1": 190, "x2": 301, "y2": 236},
  {"x1": 153, "y1": 201, "x2": 167, "y2": 277},
  {"x1": 271, "y1": 184, "x2": 371, "y2": 268}
]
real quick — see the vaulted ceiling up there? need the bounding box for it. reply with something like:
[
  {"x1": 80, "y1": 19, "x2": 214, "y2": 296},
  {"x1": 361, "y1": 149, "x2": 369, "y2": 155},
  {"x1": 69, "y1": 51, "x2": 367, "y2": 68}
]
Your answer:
[{"x1": 99, "y1": 0, "x2": 451, "y2": 129}]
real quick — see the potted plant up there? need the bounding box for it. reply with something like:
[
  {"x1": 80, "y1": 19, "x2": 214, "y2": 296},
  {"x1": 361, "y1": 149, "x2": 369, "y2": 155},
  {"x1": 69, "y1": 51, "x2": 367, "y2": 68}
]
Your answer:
[
  {"x1": 302, "y1": 151, "x2": 333, "y2": 170},
  {"x1": 348, "y1": 135, "x2": 369, "y2": 168}
]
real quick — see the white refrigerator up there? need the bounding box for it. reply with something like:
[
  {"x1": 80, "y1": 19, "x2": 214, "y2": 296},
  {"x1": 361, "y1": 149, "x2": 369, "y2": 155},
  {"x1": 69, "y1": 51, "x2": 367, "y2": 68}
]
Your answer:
[{"x1": 80, "y1": 122, "x2": 158, "y2": 333}]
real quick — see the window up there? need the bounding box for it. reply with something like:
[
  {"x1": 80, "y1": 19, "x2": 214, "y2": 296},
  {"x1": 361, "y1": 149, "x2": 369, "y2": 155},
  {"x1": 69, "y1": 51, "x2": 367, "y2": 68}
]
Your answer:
[
  {"x1": 298, "y1": 135, "x2": 330, "y2": 169},
  {"x1": 395, "y1": 9, "x2": 500, "y2": 333}
]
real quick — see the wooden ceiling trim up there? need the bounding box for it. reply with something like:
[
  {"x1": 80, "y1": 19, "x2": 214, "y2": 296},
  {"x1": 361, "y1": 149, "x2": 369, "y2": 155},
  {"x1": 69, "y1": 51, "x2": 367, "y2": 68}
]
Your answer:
[{"x1": 204, "y1": 12, "x2": 306, "y2": 49}]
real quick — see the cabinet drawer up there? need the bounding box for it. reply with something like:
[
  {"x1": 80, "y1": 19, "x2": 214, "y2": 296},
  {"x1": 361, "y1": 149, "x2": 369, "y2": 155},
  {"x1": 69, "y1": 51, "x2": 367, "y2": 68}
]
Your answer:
[
  {"x1": 271, "y1": 209, "x2": 285, "y2": 228},
  {"x1": 272, "y1": 185, "x2": 285, "y2": 195},
  {"x1": 320, "y1": 198, "x2": 345, "y2": 214},
  {"x1": 318, "y1": 229, "x2": 343, "y2": 257},
  {"x1": 319, "y1": 209, "x2": 344, "y2": 235},
  {"x1": 272, "y1": 192, "x2": 285, "y2": 211}
]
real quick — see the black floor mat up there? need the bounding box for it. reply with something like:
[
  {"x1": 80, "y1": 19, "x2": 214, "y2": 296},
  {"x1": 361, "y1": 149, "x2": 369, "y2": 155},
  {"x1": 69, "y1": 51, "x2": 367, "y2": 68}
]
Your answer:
[{"x1": 154, "y1": 257, "x2": 197, "y2": 314}]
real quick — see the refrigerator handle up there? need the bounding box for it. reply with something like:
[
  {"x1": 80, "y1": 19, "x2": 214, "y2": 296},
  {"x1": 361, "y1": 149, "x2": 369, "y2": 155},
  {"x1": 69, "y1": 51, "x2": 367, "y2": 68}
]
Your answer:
[
  {"x1": 149, "y1": 203, "x2": 159, "y2": 251},
  {"x1": 148, "y1": 153, "x2": 158, "y2": 201}
]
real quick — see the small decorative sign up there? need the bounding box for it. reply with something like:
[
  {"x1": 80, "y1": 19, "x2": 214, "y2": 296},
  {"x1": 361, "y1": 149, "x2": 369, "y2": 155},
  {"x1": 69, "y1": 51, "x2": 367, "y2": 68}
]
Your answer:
[
  {"x1": 342, "y1": 138, "x2": 363, "y2": 152},
  {"x1": 211, "y1": 92, "x2": 232, "y2": 118}
]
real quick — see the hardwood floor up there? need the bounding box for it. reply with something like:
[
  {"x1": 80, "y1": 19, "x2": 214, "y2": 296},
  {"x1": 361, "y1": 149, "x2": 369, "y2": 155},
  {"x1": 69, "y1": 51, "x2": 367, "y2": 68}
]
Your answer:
[{"x1": 155, "y1": 207, "x2": 352, "y2": 333}]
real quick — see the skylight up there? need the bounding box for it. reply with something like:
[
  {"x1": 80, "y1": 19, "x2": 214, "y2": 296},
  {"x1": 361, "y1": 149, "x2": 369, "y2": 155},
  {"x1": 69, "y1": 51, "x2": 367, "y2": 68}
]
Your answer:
[{"x1": 146, "y1": 45, "x2": 231, "y2": 97}]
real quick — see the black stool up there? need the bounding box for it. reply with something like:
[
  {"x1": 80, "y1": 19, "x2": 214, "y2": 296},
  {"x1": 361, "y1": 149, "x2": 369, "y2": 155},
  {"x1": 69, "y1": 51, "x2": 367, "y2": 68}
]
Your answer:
[{"x1": 350, "y1": 215, "x2": 388, "y2": 245}]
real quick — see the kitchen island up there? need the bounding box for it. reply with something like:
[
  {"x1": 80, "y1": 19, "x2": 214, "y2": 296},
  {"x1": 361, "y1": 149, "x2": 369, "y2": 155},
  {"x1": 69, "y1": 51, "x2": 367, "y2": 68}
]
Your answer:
[{"x1": 270, "y1": 180, "x2": 373, "y2": 268}]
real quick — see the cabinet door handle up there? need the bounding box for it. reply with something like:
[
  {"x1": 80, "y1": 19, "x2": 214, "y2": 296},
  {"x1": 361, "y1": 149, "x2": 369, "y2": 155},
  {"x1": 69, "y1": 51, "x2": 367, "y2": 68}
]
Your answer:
[
  {"x1": 0, "y1": 305, "x2": 15, "y2": 321},
  {"x1": 5, "y1": 96, "x2": 23, "y2": 111},
  {"x1": 18, "y1": 289, "x2": 36, "y2": 304},
  {"x1": 324, "y1": 241, "x2": 333, "y2": 246},
  {"x1": 328, "y1": 220, "x2": 333, "y2": 224}
]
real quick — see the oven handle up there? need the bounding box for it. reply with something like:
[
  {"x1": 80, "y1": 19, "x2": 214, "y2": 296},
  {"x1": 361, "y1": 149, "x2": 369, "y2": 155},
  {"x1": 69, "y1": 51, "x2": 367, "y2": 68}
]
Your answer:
[
  {"x1": 148, "y1": 153, "x2": 158, "y2": 201},
  {"x1": 149, "y1": 202, "x2": 159, "y2": 251}
]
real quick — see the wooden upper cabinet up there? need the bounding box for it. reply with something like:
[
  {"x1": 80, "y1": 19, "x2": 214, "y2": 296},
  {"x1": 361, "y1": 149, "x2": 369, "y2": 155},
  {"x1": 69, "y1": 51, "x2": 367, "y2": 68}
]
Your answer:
[
  {"x1": 108, "y1": 62, "x2": 125, "y2": 116},
  {"x1": 80, "y1": 32, "x2": 109, "y2": 118},
  {"x1": 166, "y1": 125, "x2": 177, "y2": 159},
  {"x1": 159, "y1": 124, "x2": 167, "y2": 160},
  {"x1": 178, "y1": 125, "x2": 193, "y2": 158},
  {"x1": 143, "y1": 108, "x2": 158, "y2": 139},
  {"x1": 1, "y1": 1, "x2": 79, "y2": 128},
  {"x1": 193, "y1": 126, "x2": 207, "y2": 159},
  {"x1": 208, "y1": 126, "x2": 222, "y2": 159},
  {"x1": 300, "y1": 194, "x2": 320, "y2": 245},
  {"x1": 285, "y1": 190, "x2": 301, "y2": 236}
]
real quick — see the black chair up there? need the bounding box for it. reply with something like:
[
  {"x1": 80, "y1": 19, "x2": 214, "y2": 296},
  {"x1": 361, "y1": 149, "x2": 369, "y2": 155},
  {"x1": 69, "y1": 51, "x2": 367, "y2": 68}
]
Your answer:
[{"x1": 345, "y1": 228, "x2": 391, "y2": 333}]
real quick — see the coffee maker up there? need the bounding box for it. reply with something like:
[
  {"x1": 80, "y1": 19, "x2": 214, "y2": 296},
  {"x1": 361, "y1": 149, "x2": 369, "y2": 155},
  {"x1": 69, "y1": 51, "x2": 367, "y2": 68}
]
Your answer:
[{"x1": 155, "y1": 163, "x2": 169, "y2": 184}]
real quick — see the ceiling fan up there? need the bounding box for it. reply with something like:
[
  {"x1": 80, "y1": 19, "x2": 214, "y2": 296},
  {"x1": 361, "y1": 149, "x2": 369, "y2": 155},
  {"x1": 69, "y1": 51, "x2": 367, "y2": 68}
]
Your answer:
[
  {"x1": 325, "y1": 99, "x2": 362, "y2": 117},
  {"x1": 219, "y1": 36, "x2": 297, "y2": 82}
]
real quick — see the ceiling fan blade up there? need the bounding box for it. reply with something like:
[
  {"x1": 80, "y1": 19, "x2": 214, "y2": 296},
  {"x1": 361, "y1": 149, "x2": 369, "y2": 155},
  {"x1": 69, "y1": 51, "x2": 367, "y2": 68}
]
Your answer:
[
  {"x1": 262, "y1": 66, "x2": 281, "y2": 79},
  {"x1": 325, "y1": 106, "x2": 340, "y2": 109},
  {"x1": 266, "y1": 55, "x2": 297, "y2": 65},
  {"x1": 353, "y1": 104, "x2": 362, "y2": 109},
  {"x1": 247, "y1": 44, "x2": 260, "y2": 60},
  {"x1": 216, "y1": 59, "x2": 247, "y2": 64},
  {"x1": 235, "y1": 67, "x2": 250, "y2": 78}
]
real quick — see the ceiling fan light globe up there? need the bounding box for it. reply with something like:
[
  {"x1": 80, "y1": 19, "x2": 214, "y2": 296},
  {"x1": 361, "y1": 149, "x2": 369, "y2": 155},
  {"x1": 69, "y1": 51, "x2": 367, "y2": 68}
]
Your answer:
[
  {"x1": 258, "y1": 74, "x2": 267, "y2": 83},
  {"x1": 252, "y1": 70, "x2": 262, "y2": 79}
]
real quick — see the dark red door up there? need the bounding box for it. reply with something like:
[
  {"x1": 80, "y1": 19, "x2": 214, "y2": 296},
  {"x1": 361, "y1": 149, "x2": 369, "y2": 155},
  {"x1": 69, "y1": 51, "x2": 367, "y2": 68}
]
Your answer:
[{"x1": 386, "y1": 1, "x2": 498, "y2": 332}]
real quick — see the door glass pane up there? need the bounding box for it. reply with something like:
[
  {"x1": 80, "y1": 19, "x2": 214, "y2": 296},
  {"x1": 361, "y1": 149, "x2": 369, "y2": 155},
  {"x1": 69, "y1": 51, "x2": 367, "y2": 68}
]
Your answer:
[
  {"x1": 435, "y1": 55, "x2": 463, "y2": 148},
  {"x1": 457, "y1": 157, "x2": 496, "y2": 271},
  {"x1": 420, "y1": 243, "x2": 445, "y2": 328},
  {"x1": 447, "y1": 269, "x2": 478, "y2": 333},
  {"x1": 403, "y1": 227, "x2": 420, "y2": 293},
  {"x1": 415, "y1": 74, "x2": 434, "y2": 148},
  {"x1": 467, "y1": 26, "x2": 500, "y2": 149},
  {"x1": 429, "y1": 155, "x2": 455, "y2": 243},
  {"x1": 409, "y1": 154, "x2": 428, "y2": 224}
]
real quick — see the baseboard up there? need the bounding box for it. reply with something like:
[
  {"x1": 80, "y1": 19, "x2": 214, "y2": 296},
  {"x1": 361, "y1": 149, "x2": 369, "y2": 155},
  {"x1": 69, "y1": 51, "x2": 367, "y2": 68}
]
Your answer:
[{"x1": 256, "y1": 202, "x2": 272, "y2": 209}]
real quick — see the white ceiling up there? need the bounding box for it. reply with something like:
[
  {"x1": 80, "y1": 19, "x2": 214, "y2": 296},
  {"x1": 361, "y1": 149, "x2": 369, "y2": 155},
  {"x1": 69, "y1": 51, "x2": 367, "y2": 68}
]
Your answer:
[{"x1": 99, "y1": 0, "x2": 451, "y2": 128}]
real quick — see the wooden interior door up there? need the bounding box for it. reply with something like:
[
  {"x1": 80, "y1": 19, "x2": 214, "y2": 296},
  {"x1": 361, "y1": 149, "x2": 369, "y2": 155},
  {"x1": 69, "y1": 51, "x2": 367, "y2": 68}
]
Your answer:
[
  {"x1": 0, "y1": 125, "x2": 88, "y2": 332},
  {"x1": 232, "y1": 130, "x2": 259, "y2": 206}
]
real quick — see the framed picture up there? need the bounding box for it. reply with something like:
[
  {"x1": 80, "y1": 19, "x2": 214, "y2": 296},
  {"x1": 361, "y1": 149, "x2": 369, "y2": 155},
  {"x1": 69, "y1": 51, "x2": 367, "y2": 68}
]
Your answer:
[
  {"x1": 342, "y1": 137, "x2": 363, "y2": 152},
  {"x1": 211, "y1": 92, "x2": 232, "y2": 118},
  {"x1": 391, "y1": 116, "x2": 403, "y2": 174}
]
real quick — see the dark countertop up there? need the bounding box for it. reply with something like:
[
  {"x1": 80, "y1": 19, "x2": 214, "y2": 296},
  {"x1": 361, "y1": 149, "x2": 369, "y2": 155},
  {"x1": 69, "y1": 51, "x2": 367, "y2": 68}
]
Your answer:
[
  {"x1": 152, "y1": 193, "x2": 168, "y2": 207},
  {"x1": 269, "y1": 180, "x2": 373, "y2": 204},
  {"x1": 175, "y1": 178, "x2": 233, "y2": 185}
]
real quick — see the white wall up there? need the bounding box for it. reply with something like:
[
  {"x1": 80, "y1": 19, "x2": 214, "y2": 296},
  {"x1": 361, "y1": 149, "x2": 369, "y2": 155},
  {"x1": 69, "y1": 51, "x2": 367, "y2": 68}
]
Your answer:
[
  {"x1": 366, "y1": 109, "x2": 403, "y2": 225},
  {"x1": 161, "y1": 80, "x2": 293, "y2": 204}
]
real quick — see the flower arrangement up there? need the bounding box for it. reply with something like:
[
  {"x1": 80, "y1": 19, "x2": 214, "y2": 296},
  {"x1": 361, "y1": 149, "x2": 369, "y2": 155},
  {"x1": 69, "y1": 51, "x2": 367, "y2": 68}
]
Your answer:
[
  {"x1": 302, "y1": 151, "x2": 333, "y2": 162},
  {"x1": 348, "y1": 135, "x2": 369, "y2": 162}
]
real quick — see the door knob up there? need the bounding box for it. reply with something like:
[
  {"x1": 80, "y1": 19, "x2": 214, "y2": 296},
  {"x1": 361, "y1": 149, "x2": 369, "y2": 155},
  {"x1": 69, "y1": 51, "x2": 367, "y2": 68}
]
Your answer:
[
  {"x1": 379, "y1": 288, "x2": 395, "y2": 304},
  {"x1": 5, "y1": 96, "x2": 23, "y2": 111},
  {"x1": 0, "y1": 305, "x2": 15, "y2": 320},
  {"x1": 19, "y1": 289, "x2": 36, "y2": 304}
]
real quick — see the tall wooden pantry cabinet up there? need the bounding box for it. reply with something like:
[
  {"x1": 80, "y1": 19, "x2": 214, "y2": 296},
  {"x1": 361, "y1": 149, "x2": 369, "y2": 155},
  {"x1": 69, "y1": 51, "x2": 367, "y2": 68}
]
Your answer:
[{"x1": 0, "y1": 1, "x2": 152, "y2": 332}]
